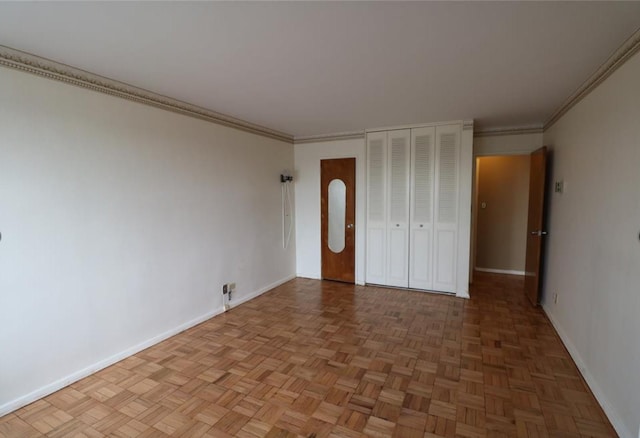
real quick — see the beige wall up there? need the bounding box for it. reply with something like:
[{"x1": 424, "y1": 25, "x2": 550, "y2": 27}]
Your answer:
[
  {"x1": 543, "y1": 50, "x2": 640, "y2": 438},
  {"x1": 475, "y1": 155, "x2": 530, "y2": 272}
]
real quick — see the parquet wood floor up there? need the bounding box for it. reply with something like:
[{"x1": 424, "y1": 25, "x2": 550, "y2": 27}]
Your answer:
[{"x1": 0, "y1": 273, "x2": 616, "y2": 438}]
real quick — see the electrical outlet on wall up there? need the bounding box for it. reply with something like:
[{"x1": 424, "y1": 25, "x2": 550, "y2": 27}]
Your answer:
[
  {"x1": 222, "y1": 284, "x2": 230, "y2": 311},
  {"x1": 555, "y1": 180, "x2": 568, "y2": 194},
  {"x1": 228, "y1": 282, "x2": 235, "y2": 301}
]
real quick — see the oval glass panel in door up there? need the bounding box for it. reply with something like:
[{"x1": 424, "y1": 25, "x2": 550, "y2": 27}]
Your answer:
[{"x1": 328, "y1": 178, "x2": 347, "y2": 253}]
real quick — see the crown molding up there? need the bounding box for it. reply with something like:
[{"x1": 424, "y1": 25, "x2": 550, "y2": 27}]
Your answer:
[
  {"x1": 294, "y1": 131, "x2": 365, "y2": 144},
  {"x1": 295, "y1": 120, "x2": 475, "y2": 144},
  {"x1": 0, "y1": 45, "x2": 294, "y2": 144},
  {"x1": 474, "y1": 125, "x2": 544, "y2": 138},
  {"x1": 544, "y1": 27, "x2": 640, "y2": 131},
  {"x1": 366, "y1": 120, "x2": 466, "y2": 133}
]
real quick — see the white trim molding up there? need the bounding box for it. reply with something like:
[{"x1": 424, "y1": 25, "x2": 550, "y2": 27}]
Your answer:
[
  {"x1": 475, "y1": 267, "x2": 525, "y2": 276},
  {"x1": 544, "y1": 27, "x2": 640, "y2": 131},
  {"x1": 294, "y1": 121, "x2": 474, "y2": 145},
  {"x1": 474, "y1": 126, "x2": 544, "y2": 138},
  {"x1": 296, "y1": 274, "x2": 322, "y2": 280},
  {"x1": 366, "y1": 119, "x2": 465, "y2": 133},
  {"x1": 456, "y1": 290, "x2": 470, "y2": 300},
  {"x1": 228, "y1": 274, "x2": 296, "y2": 310},
  {"x1": 0, "y1": 45, "x2": 294, "y2": 144},
  {"x1": 294, "y1": 131, "x2": 365, "y2": 144}
]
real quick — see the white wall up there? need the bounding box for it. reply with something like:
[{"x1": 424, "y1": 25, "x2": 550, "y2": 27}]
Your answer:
[
  {"x1": 0, "y1": 67, "x2": 296, "y2": 415},
  {"x1": 473, "y1": 132, "x2": 543, "y2": 156},
  {"x1": 294, "y1": 128, "x2": 472, "y2": 298},
  {"x1": 543, "y1": 51, "x2": 640, "y2": 438},
  {"x1": 294, "y1": 138, "x2": 366, "y2": 284}
]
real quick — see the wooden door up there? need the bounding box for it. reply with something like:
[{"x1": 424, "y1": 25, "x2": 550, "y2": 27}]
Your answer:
[
  {"x1": 524, "y1": 146, "x2": 548, "y2": 305},
  {"x1": 321, "y1": 158, "x2": 356, "y2": 283}
]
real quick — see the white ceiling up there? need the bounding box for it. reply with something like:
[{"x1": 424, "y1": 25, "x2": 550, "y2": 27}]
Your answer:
[{"x1": 1, "y1": 2, "x2": 640, "y2": 137}]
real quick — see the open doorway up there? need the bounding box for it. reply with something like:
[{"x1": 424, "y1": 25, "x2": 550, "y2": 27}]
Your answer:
[{"x1": 472, "y1": 155, "x2": 530, "y2": 278}]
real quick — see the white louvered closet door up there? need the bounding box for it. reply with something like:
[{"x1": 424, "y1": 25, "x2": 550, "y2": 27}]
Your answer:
[
  {"x1": 386, "y1": 130, "x2": 411, "y2": 287},
  {"x1": 433, "y1": 125, "x2": 460, "y2": 293},
  {"x1": 366, "y1": 131, "x2": 388, "y2": 285},
  {"x1": 409, "y1": 127, "x2": 436, "y2": 290}
]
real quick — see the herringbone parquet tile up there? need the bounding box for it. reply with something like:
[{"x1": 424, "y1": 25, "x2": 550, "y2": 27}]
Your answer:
[{"x1": 0, "y1": 273, "x2": 616, "y2": 437}]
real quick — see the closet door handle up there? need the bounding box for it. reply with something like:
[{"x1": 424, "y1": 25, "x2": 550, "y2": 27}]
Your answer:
[{"x1": 346, "y1": 224, "x2": 354, "y2": 229}]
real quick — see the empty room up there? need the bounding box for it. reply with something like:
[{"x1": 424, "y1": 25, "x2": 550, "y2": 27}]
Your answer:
[{"x1": 1, "y1": 2, "x2": 639, "y2": 437}]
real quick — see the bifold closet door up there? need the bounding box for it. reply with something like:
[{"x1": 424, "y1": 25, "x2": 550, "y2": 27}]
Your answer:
[
  {"x1": 367, "y1": 124, "x2": 461, "y2": 292},
  {"x1": 409, "y1": 127, "x2": 436, "y2": 290},
  {"x1": 366, "y1": 131, "x2": 387, "y2": 285},
  {"x1": 433, "y1": 124, "x2": 460, "y2": 293},
  {"x1": 386, "y1": 130, "x2": 411, "y2": 287}
]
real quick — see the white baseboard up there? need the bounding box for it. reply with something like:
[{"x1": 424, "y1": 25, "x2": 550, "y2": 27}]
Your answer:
[
  {"x1": 297, "y1": 273, "x2": 365, "y2": 286},
  {"x1": 475, "y1": 267, "x2": 525, "y2": 276},
  {"x1": 229, "y1": 274, "x2": 296, "y2": 309},
  {"x1": 0, "y1": 308, "x2": 222, "y2": 417},
  {"x1": 0, "y1": 273, "x2": 296, "y2": 418},
  {"x1": 543, "y1": 305, "x2": 631, "y2": 438},
  {"x1": 296, "y1": 273, "x2": 321, "y2": 280}
]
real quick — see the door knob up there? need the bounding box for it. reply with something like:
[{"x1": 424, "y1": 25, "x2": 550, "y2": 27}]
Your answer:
[
  {"x1": 531, "y1": 230, "x2": 548, "y2": 236},
  {"x1": 346, "y1": 224, "x2": 354, "y2": 229}
]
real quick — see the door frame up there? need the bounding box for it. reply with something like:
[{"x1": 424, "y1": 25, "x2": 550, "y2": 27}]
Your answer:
[
  {"x1": 470, "y1": 150, "x2": 537, "y2": 284},
  {"x1": 314, "y1": 150, "x2": 365, "y2": 286},
  {"x1": 363, "y1": 121, "x2": 473, "y2": 298},
  {"x1": 321, "y1": 158, "x2": 357, "y2": 283}
]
